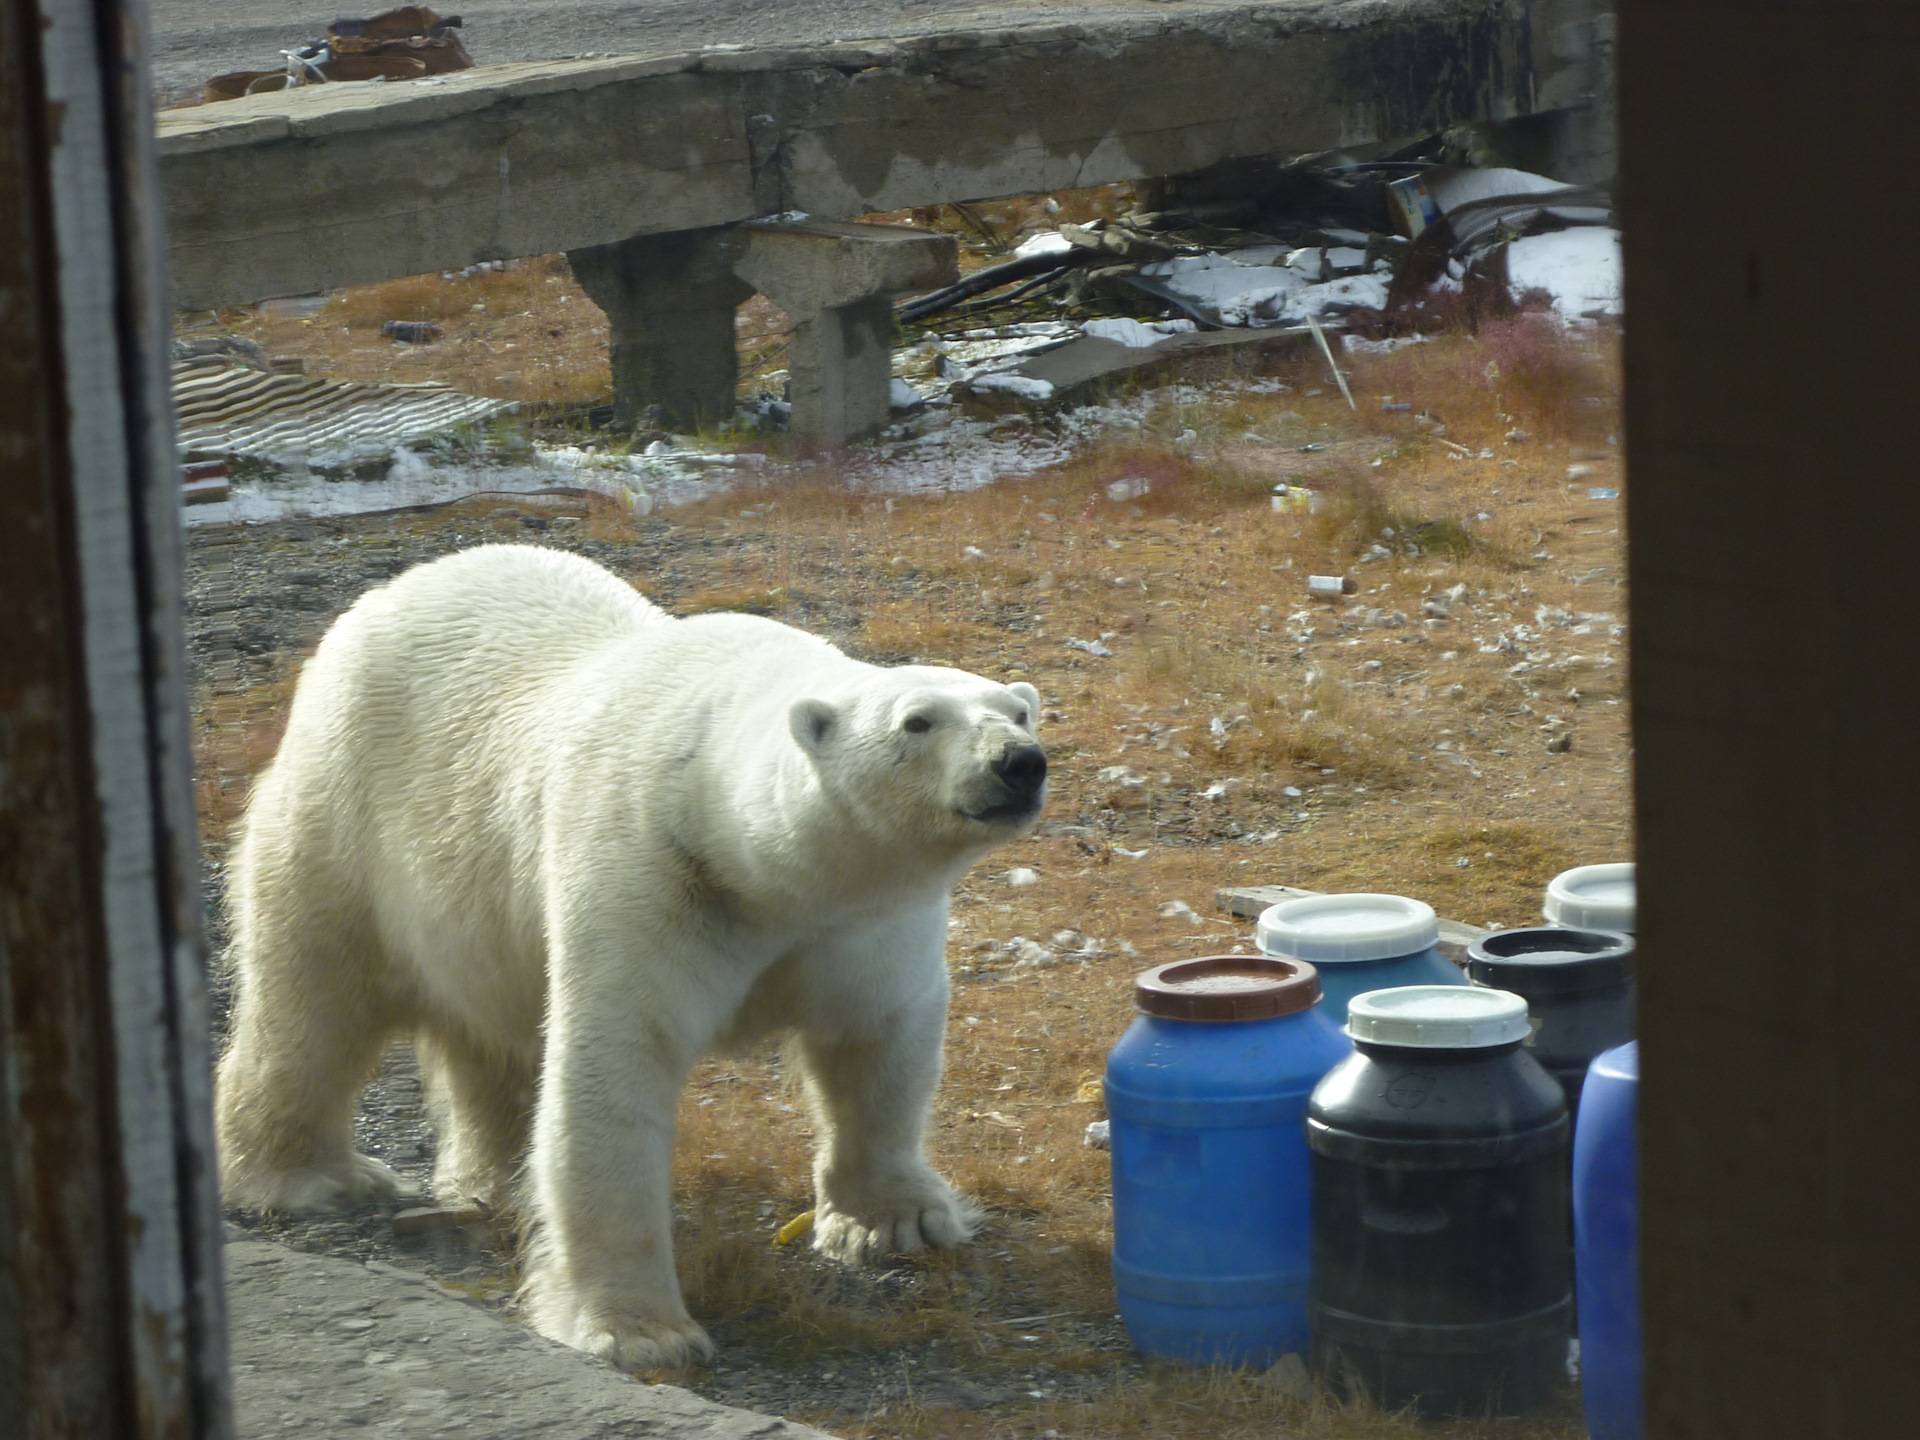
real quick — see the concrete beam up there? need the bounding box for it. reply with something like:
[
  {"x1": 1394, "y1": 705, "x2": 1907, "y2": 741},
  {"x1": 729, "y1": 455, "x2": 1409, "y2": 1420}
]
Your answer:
[
  {"x1": 158, "y1": 1, "x2": 1603, "y2": 310},
  {"x1": 737, "y1": 220, "x2": 957, "y2": 442}
]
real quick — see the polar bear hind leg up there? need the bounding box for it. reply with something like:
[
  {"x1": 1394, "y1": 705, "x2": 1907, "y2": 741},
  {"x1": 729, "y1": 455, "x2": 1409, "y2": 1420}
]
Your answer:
[
  {"x1": 416, "y1": 1026, "x2": 537, "y2": 1211},
  {"x1": 215, "y1": 884, "x2": 415, "y2": 1211}
]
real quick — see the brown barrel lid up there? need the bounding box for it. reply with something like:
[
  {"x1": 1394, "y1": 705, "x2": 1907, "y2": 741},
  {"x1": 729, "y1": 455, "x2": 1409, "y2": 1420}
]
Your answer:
[{"x1": 1133, "y1": 955, "x2": 1322, "y2": 1022}]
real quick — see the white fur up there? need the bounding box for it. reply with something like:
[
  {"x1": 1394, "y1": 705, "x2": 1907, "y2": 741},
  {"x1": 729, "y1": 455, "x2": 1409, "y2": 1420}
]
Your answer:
[{"x1": 215, "y1": 545, "x2": 1044, "y2": 1369}]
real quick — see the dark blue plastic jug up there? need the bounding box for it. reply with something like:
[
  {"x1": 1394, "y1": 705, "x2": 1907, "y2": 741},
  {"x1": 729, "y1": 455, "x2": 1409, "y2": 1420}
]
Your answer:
[
  {"x1": 1574, "y1": 1041, "x2": 1642, "y2": 1440},
  {"x1": 1106, "y1": 955, "x2": 1351, "y2": 1366},
  {"x1": 1464, "y1": 926, "x2": 1635, "y2": 1115},
  {"x1": 1308, "y1": 985, "x2": 1571, "y2": 1416},
  {"x1": 1256, "y1": 893, "x2": 1467, "y2": 1023}
]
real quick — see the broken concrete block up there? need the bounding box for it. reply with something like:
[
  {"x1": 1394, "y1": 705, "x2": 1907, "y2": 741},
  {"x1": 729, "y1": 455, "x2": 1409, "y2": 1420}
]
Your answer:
[
  {"x1": 567, "y1": 224, "x2": 755, "y2": 431},
  {"x1": 736, "y1": 220, "x2": 956, "y2": 443}
]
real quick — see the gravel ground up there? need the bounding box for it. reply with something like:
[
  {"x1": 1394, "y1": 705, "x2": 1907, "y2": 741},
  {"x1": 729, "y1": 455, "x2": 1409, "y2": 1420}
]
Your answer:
[{"x1": 191, "y1": 502, "x2": 1140, "y2": 1427}]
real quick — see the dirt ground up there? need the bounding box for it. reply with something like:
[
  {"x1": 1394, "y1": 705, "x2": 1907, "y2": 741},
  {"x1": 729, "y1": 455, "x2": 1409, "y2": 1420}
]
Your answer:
[{"x1": 187, "y1": 260, "x2": 1626, "y2": 1439}]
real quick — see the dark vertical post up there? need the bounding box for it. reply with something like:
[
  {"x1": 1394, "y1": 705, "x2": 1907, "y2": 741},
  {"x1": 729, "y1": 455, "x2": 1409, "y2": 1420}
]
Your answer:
[
  {"x1": 567, "y1": 225, "x2": 756, "y2": 432},
  {"x1": 1622, "y1": 2, "x2": 1920, "y2": 1435},
  {"x1": 0, "y1": 0, "x2": 230, "y2": 1433}
]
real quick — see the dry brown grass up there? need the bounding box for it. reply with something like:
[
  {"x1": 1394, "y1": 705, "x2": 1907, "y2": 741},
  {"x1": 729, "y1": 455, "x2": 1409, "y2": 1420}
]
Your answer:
[
  {"x1": 187, "y1": 253, "x2": 613, "y2": 411},
  {"x1": 189, "y1": 301, "x2": 1627, "y2": 1437}
]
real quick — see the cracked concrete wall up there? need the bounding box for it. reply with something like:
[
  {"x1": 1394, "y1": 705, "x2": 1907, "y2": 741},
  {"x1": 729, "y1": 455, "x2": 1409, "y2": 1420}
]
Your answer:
[{"x1": 159, "y1": 0, "x2": 1606, "y2": 310}]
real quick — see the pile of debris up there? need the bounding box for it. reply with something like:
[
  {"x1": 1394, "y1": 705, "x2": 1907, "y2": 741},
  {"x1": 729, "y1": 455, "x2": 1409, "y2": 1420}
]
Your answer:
[
  {"x1": 890, "y1": 152, "x2": 1619, "y2": 410},
  {"x1": 203, "y1": 5, "x2": 471, "y2": 103}
]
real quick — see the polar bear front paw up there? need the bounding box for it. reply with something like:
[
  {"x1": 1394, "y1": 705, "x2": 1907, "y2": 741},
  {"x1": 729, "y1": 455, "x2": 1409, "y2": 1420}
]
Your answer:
[
  {"x1": 222, "y1": 1150, "x2": 417, "y2": 1212},
  {"x1": 812, "y1": 1174, "x2": 982, "y2": 1266},
  {"x1": 526, "y1": 1287, "x2": 716, "y2": 1371},
  {"x1": 580, "y1": 1315, "x2": 717, "y2": 1372}
]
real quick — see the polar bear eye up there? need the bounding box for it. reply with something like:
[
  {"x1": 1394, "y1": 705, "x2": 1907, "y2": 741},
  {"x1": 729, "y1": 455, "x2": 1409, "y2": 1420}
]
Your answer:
[
  {"x1": 903, "y1": 714, "x2": 933, "y2": 734},
  {"x1": 1015, "y1": 710, "x2": 1030, "y2": 728}
]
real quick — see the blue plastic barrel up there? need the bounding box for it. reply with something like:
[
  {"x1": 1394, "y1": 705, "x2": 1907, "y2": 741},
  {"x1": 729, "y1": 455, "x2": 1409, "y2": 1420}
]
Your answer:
[
  {"x1": 1106, "y1": 955, "x2": 1351, "y2": 1366},
  {"x1": 1574, "y1": 1041, "x2": 1642, "y2": 1440},
  {"x1": 1256, "y1": 893, "x2": 1467, "y2": 1022}
]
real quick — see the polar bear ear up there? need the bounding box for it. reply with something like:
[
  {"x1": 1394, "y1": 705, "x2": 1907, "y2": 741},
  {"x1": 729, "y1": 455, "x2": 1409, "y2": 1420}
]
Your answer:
[
  {"x1": 1009, "y1": 681, "x2": 1041, "y2": 730},
  {"x1": 789, "y1": 697, "x2": 839, "y2": 756}
]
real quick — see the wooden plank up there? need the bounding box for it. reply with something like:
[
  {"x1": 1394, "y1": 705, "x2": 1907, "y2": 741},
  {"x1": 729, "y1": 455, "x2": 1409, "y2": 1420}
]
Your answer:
[{"x1": 1214, "y1": 883, "x2": 1491, "y2": 956}]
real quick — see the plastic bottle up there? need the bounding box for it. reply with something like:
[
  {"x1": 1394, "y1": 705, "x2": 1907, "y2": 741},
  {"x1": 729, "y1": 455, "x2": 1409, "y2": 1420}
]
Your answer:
[
  {"x1": 1256, "y1": 893, "x2": 1467, "y2": 1023},
  {"x1": 1574, "y1": 1042, "x2": 1643, "y2": 1440},
  {"x1": 1106, "y1": 955, "x2": 1351, "y2": 1366},
  {"x1": 1308, "y1": 986, "x2": 1572, "y2": 1416},
  {"x1": 1464, "y1": 926, "x2": 1634, "y2": 1113},
  {"x1": 1543, "y1": 862, "x2": 1635, "y2": 932}
]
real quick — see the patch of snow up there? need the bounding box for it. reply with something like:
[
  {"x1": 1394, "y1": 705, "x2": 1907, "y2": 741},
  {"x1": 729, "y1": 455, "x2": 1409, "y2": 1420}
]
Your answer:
[
  {"x1": 1506, "y1": 228, "x2": 1623, "y2": 317},
  {"x1": 1428, "y1": 166, "x2": 1572, "y2": 213},
  {"x1": 1082, "y1": 316, "x2": 1199, "y2": 348},
  {"x1": 969, "y1": 373, "x2": 1055, "y2": 401},
  {"x1": 889, "y1": 377, "x2": 922, "y2": 409}
]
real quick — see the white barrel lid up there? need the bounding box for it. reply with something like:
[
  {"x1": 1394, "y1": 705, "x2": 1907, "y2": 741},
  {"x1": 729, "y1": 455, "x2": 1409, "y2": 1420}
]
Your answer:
[
  {"x1": 1347, "y1": 985, "x2": 1533, "y2": 1048},
  {"x1": 1543, "y1": 862, "x2": 1636, "y2": 931},
  {"x1": 1255, "y1": 892, "x2": 1440, "y2": 964}
]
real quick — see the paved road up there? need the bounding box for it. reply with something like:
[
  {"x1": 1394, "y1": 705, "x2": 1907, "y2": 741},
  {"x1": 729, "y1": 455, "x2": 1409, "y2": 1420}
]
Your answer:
[{"x1": 147, "y1": 0, "x2": 1187, "y2": 105}]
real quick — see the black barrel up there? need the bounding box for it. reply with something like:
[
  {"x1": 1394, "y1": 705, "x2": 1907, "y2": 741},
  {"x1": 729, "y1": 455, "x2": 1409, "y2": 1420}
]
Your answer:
[
  {"x1": 1464, "y1": 927, "x2": 1634, "y2": 1113},
  {"x1": 1308, "y1": 986, "x2": 1570, "y2": 1417}
]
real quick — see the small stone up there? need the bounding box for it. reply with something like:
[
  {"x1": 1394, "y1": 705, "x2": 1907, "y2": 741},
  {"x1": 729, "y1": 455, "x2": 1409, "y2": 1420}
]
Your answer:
[
  {"x1": 1546, "y1": 732, "x2": 1574, "y2": 754},
  {"x1": 1259, "y1": 1351, "x2": 1313, "y2": 1400},
  {"x1": 337, "y1": 1318, "x2": 376, "y2": 1333}
]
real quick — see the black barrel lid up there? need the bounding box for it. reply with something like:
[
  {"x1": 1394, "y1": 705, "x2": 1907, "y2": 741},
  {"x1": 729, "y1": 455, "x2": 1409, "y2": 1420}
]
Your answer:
[
  {"x1": 1465, "y1": 926, "x2": 1634, "y2": 996},
  {"x1": 1134, "y1": 955, "x2": 1321, "y2": 1022}
]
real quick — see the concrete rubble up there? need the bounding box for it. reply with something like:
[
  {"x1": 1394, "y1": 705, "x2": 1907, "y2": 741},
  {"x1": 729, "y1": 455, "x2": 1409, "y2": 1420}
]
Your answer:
[{"x1": 225, "y1": 1230, "x2": 838, "y2": 1439}]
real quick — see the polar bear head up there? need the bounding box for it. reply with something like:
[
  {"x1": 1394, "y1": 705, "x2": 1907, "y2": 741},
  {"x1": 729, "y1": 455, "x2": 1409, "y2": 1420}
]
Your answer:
[{"x1": 789, "y1": 666, "x2": 1046, "y2": 854}]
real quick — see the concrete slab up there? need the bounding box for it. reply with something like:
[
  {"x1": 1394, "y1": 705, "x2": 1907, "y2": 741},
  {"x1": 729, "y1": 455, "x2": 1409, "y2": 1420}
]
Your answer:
[
  {"x1": 225, "y1": 1233, "x2": 839, "y2": 1439},
  {"x1": 159, "y1": 2, "x2": 1604, "y2": 309},
  {"x1": 1017, "y1": 324, "x2": 1313, "y2": 397}
]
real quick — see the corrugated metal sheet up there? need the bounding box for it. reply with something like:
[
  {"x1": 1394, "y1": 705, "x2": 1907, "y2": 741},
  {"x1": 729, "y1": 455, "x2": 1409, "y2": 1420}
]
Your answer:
[{"x1": 172, "y1": 361, "x2": 513, "y2": 457}]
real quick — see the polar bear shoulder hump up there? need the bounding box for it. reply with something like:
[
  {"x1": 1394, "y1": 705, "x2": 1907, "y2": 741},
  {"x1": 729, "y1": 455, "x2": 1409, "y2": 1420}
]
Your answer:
[{"x1": 371, "y1": 544, "x2": 667, "y2": 638}]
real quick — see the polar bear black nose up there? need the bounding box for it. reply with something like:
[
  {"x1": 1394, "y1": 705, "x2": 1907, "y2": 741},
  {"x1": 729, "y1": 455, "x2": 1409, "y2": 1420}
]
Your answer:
[{"x1": 993, "y1": 743, "x2": 1048, "y2": 797}]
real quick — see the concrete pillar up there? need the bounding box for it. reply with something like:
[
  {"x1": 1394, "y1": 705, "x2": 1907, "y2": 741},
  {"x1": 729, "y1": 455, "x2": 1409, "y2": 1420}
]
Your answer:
[
  {"x1": 735, "y1": 220, "x2": 957, "y2": 444},
  {"x1": 567, "y1": 225, "x2": 755, "y2": 431}
]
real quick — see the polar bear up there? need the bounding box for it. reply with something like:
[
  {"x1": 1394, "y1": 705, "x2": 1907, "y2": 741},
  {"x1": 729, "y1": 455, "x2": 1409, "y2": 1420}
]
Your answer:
[{"x1": 214, "y1": 543, "x2": 1046, "y2": 1368}]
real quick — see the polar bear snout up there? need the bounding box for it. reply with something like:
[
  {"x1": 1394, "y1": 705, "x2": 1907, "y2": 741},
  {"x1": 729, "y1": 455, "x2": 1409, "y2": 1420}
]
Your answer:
[
  {"x1": 992, "y1": 743, "x2": 1048, "y2": 801},
  {"x1": 965, "y1": 740, "x2": 1047, "y2": 823}
]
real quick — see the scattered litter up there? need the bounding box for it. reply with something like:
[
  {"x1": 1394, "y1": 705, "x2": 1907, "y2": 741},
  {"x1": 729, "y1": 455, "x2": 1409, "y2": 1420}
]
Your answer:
[
  {"x1": 1157, "y1": 900, "x2": 1200, "y2": 923},
  {"x1": 772, "y1": 1210, "x2": 816, "y2": 1247},
  {"x1": 1113, "y1": 846, "x2": 1151, "y2": 859},
  {"x1": 1096, "y1": 766, "x2": 1146, "y2": 787},
  {"x1": 204, "y1": 5, "x2": 473, "y2": 103},
  {"x1": 1066, "y1": 637, "x2": 1114, "y2": 658},
  {"x1": 1308, "y1": 574, "x2": 1357, "y2": 598},
  {"x1": 381, "y1": 320, "x2": 442, "y2": 343},
  {"x1": 1105, "y1": 476, "x2": 1152, "y2": 502},
  {"x1": 1083, "y1": 1121, "x2": 1111, "y2": 1150},
  {"x1": 1006, "y1": 867, "x2": 1040, "y2": 888},
  {"x1": 1587, "y1": 487, "x2": 1619, "y2": 500}
]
